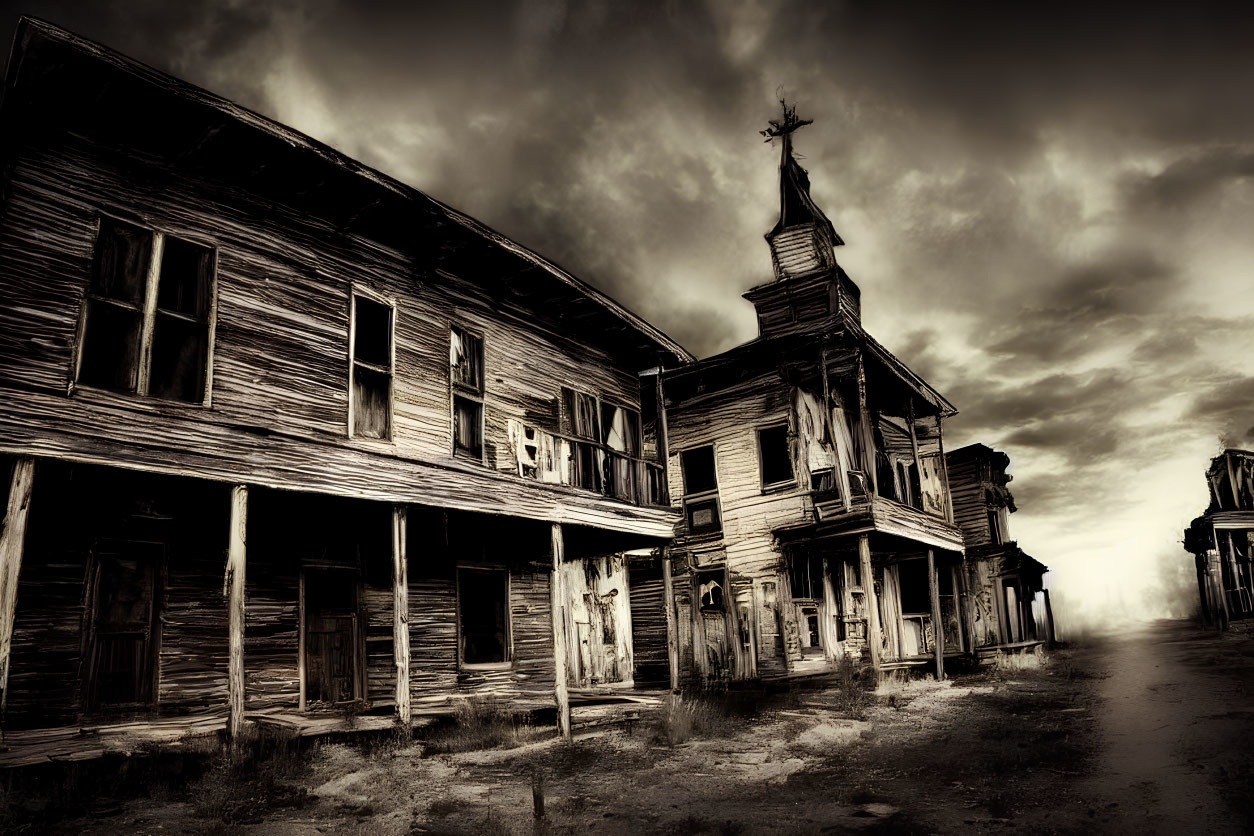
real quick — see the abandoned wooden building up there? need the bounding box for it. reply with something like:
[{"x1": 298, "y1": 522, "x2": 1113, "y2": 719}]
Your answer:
[
  {"x1": 945, "y1": 444, "x2": 1053, "y2": 655},
  {"x1": 660, "y1": 105, "x2": 970, "y2": 684},
  {"x1": 1184, "y1": 448, "x2": 1254, "y2": 630},
  {"x1": 0, "y1": 18, "x2": 694, "y2": 766}
]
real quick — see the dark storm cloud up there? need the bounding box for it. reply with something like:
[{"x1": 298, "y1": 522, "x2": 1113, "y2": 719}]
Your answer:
[{"x1": 1, "y1": 1, "x2": 1250, "y2": 619}]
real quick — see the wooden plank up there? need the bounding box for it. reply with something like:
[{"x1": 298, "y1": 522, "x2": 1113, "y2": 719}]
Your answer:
[
  {"x1": 226, "y1": 484, "x2": 247, "y2": 743},
  {"x1": 0, "y1": 456, "x2": 36, "y2": 722},
  {"x1": 662, "y1": 554, "x2": 679, "y2": 691},
  {"x1": 927, "y1": 549, "x2": 943, "y2": 681},
  {"x1": 858, "y1": 534, "x2": 881, "y2": 679},
  {"x1": 392, "y1": 504, "x2": 411, "y2": 727},
  {"x1": 549, "y1": 523, "x2": 570, "y2": 739}
]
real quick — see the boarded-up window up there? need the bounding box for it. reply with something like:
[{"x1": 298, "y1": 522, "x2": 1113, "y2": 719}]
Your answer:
[
  {"x1": 458, "y1": 567, "x2": 509, "y2": 665},
  {"x1": 77, "y1": 217, "x2": 214, "y2": 402},
  {"x1": 758, "y1": 424, "x2": 793, "y2": 488},
  {"x1": 451, "y1": 327, "x2": 485, "y2": 460},
  {"x1": 350, "y1": 294, "x2": 393, "y2": 439}
]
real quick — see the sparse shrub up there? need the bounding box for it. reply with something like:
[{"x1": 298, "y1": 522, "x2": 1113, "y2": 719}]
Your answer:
[
  {"x1": 833, "y1": 655, "x2": 872, "y2": 718},
  {"x1": 422, "y1": 695, "x2": 527, "y2": 754},
  {"x1": 652, "y1": 693, "x2": 727, "y2": 746},
  {"x1": 994, "y1": 648, "x2": 1044, "y2": 672},
  {"x1": 187, "y1": 731, "x2": 312, "y2": 824}
]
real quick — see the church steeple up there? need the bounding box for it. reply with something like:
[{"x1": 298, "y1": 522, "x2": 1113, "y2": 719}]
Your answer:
[{"x1": 761, "y1": 101, "x2": 841, "y2": 281}]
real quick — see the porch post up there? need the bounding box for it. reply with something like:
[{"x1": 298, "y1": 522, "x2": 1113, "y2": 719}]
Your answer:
[
  {"x1": 226, "y1": 484, "x2": 248, "y2": 744},
  {"x1": 960, "y1": 559, "x2": 978, "y2": 660},
  {"x1": 927, "y1": 549, "x2": 943, "y2": 680},
  {"x1": 550, "y1": 522, "x2": 571, "y2": 739},
  {"x1": 0, "y1": 457, "x2": 36, "y2": 726},
  {"x1": 1042, "y1": 588, "x2": 1056, "y2": 648},
  {"x1": 821, "y1": 555, "x2": 840, "y2": 662},
  {"x1": 662, "y1": 551, "x2": 680, "y2": 691},
  {"x1": 392, "y1": 505, "x2": 411, "y2": 728},
  {"x1": 858, "y1": 534, "x2": 881, "y2": 679}
]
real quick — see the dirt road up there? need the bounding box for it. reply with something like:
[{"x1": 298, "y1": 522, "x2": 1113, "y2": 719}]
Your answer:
[{"x1": 1079, "y1": 620, "x2": 1254, "y2": 834}]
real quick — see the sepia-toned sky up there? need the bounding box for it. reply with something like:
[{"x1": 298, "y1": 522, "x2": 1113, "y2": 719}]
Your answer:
[{"x1": 5, "y1": 1, "x2": 1252, "y2": 628}]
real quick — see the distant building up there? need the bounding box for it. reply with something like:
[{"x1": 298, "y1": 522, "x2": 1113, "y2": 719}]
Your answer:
[
  {"x1": 1184, "y1": 449, "x2": 1254, "y2": 630},
  {"x1": 946, "y1": 444, "x2": 1053, "y2": 653},
  {"x1": 660, "y1": 104, "x2": 969, "y2": 684}
]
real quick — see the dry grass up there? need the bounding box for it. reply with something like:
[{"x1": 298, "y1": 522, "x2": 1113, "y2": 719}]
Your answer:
[
  {"x1": 651, "y1": 693, "x2": 731, "y2": 746},
  {"x1": 422, "y1": 695, "x2": 534, "y2": 754}
]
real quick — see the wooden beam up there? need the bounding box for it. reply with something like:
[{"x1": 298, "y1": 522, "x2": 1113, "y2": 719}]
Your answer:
[
  {"x1": 226, "y1": 484, "x2": 248, "y2": 744},
  {"x1": 549, "y1": 523, "x2": 571, "y2": 739},
  {"x1": 662, "y1": 551, "x2": 679, "y2": 691},
  {"x1": 1042, "y1": 588, "x2": 1056, "y2": 648},
  {"x1": 906, "y1": 399, "x2": 921, "y2": 510},
  {"x1": 856, "y1": 354, "x2": 877, "y2": 496},
  {"x1": 0, "y1": 457, "x2": 35, "y2": 723},
  {"x1": 936, "y1": 415, "x2": 954, "y2": 524},
  {"x1": 392, "y1": 504, "x2": 411, "y2": 728},
  {"x1": 960, "y1": 560, "x2": 978, "y2": 659},
  {"x1": 927, "y1": 549, "x2": 943, "y2": 681},
  {"x1": 858, "y1": 534, "x2": 881, "y2": 678}
]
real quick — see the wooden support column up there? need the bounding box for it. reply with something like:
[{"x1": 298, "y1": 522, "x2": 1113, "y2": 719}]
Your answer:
[
  {"x1": 392, "y1": 505, "x2": 411, "y2": 728},
  {"x1": 936, "y1": 416, "x2": 954, "y2": 523},
  {"x1": 858, "y1": 534, "x2": 881, "y2": 679},
  {"x1": 549, "y1": 523, "x2": 571, "y2": 739},
  {"x1": 662, "y1": 551, "x2": 680, "y2": 691},
  {"x1": 0, "y1": 457, "x2": 36, "y2": 725},
  {"x1": 822, "y1": 555, "x2": 840, "y2": 662},
  {"x1": 1042, "y1": 589, "x2": 1056, "y2": 648},
  {"x1": 927, "y1": 549, "x2": 944, "y2": 680},
  {"x1": 226, "y1": 484, "x2": 248, "y2": 744},
  {"x1": 855, "y1": 355, "x2": 877, "y2": 496},
  {"x1": 906, "y1": 399, "x2": 921, "y2": 509},
  {"x1": 960, "y1": 559, "x2": 978, "y2": 659}
]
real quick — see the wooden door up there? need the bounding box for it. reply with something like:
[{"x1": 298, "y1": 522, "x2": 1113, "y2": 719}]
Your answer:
[
  {"x1": 304, "y1": 567, "x2": 361, "y2": 706},
  {"x1": 87, "y1": 540, "x2": 164, "y2": 710}
]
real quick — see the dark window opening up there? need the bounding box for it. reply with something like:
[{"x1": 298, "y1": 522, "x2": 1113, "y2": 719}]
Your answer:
[
  {"x1": 758, "y1": 424, "x2": 793, "y2": 488},
  {"x1": 987, "y1": 509, "x2": 1003, "y2": 545},
  {"x1": 898, "y1": 559, "x2": 931, "y2": 614},
  {"x1": 562, "y1": 387, "x2": 599, "y2": 440},
  {"x1": 453, "y1": 395, "x2": 483, "y2": 459},
  {"x1": 697, "y1": 570, "x2": 724, "y2": 612},
  {"x1": 451, "y1": 327, "x2": 485, "y2": 459},
  {"x1": 790, "y1": 552, "x2": 825, "y2": 600},
  {"x1": 803, "y1": 607, "x2": 821, "y2": 649},
  {"x1": 458, "y1": 568, "x2": 509, "y2": 665},
  {"x1": 810, "y1": 468, "x2": 835, "y2": 492},
  {"x1": 351, "y1": 295, "x2": 393, "y2": 439},
  {"x1": 682, "y1": 446, "x2": 717, "y2": 496},
  {"x1": 78, "y1": 219, "x2": 213, "y2": 402}
]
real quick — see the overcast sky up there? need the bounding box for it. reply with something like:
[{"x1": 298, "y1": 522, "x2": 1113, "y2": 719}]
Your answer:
[{"x1": 6, "y1": 1, "x2": 1252, "y2": 628}]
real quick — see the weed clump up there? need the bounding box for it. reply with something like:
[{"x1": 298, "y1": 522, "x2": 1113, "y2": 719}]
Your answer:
[
  {"x1": 423, "y1": 696, "x2": 530, "y2": 754},
  {"x1": 832, "y1": 655, "x2": 873, "y2": 718},
  {"x1": 652, "y1": 693, "x2": 727, "y2": 746}
]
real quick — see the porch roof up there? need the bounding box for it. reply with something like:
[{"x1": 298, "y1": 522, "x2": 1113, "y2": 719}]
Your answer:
[{"x1": 773, "y1": 496, "x2": 965, "y2": 554}]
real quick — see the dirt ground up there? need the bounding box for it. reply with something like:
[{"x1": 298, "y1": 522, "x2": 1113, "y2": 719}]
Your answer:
[{"x1": 5, "y1": 618, "x2": 1254, "y2": 835}]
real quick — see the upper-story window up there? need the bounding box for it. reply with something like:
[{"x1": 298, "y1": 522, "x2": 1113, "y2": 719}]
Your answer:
[
  {"x1": 757, "y1": 423, "x2": 794, "y2": 490},
  {"x1": 681, "y1": 445, "x2": 721, "y2": 536},
  {"x1": 76, "y1": 217, "x2": 215, "y2": 403},
  {"x1": 601, "y1": 401, "x2": 643, "y2": 501},
  {"x1": 561, "y1": 387, "x2": 601, "y2": 491},
  {"x1": 349, "y1": 293, "x2": 394, "y2": 439},
  {"x1": 451, "y1": 326, "x2": 484, "y2": 461}
]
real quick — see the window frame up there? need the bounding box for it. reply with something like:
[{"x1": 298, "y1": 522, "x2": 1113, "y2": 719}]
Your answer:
[
  {"x1": 450, "y1": 324, "x2": 486, "y2": 463},
  {"x1": 680, "y1": 444, "x2": 722, "y2": 537},
  {"x1": 347, "y1": 287, "x2": 396, "y2": 441},
  {"x1": 72, "y1": 213, "x2": 219, "y2": 406},
  {"x1": 756, "y1": 422, "x2": 795, "y2": 492},
  {"x1": 455, "y1": 565, "x2": 513, "y2": 670}
]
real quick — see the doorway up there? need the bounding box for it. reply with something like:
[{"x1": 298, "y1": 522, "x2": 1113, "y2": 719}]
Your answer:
[
  {"x1": 85, "y1": 539, "x2": 165, "y2": 711},
  {"x1": 303, "y1": 566, "x2": 362, "y2": 707}
]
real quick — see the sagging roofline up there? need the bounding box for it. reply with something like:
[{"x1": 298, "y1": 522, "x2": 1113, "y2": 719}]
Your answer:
[{"x1": 3, "y1": 16, "x2": 695, "y2": 368}]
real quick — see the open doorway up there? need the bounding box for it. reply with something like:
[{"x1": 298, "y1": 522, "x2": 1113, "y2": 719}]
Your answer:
[
  {"x1": 302, "y1": 566, "x2": 363, "y2": 707},
  {"x1": 85, "y1": 539, "x2": 165, "y2": 711}
]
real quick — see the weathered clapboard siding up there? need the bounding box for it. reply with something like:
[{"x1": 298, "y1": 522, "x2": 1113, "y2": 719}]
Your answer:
[
  {"x1": 947, "y1": 455, "x2": 990, "y2": 546},
  {"x1": 628, "y1": 560, "x2": 669, "y2": 685},
  {"x1": 0, "y1": 132, "x2": 674, "y2": 535}
]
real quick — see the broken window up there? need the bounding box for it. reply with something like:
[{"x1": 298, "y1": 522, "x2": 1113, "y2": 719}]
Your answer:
[
  {"x1": 458, "y1": 567, "x2": 510, "y2": 665},
  {"x1": 451, "y1": 327, "x2": 485, "y2": 460},
  {"x1": 350, "y1": 294, "x2": 394, "y2": 439},
  {"x1": 561, "y1": 387, "x2": 601, "y2": 491},
  {"x1": 697, "y1": 570, "x2": 725, "y2": 612},
  {"x1": 77, "y1": 217, "x2": 214, "y2": 402},
  {"x1": 601, "y1": 401, "x2": 642, "y2": 501},
  {"x1": 681, "y1": 445, "x2": 721, "y2": 536},
  {"x1": 758, "y1": 424, "x2": 794, "y2": 488},
  {"x1": 987, "y1": 509, "x2": 1003, "y2": 545}
]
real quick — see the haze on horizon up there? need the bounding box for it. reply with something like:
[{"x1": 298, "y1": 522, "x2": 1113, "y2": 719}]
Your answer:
[{"x1": 4, "y1": 0, "x2": 1252, "y2": 631}]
